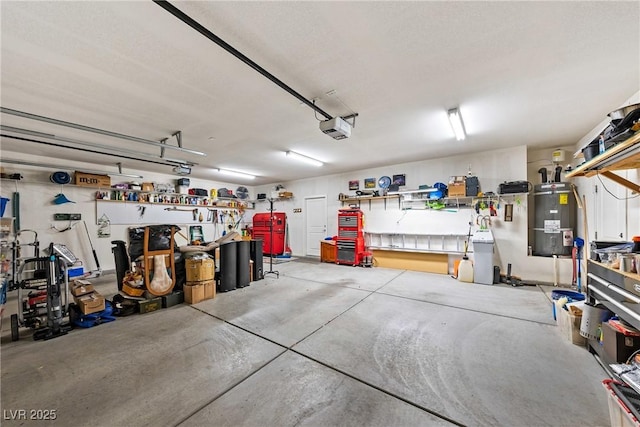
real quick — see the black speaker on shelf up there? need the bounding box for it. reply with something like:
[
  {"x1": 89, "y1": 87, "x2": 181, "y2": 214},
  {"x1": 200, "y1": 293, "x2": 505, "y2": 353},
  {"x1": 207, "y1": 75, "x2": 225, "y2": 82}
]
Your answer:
[
  {"x1": 250, "y1": 239, "x2": 264, "y2": 281},
  {"x1": 219, "y1": 241, "x2": 237, "y2": 292},
  {"x1": 236, "y1": 240, "x2": 250, "y2": 288}
]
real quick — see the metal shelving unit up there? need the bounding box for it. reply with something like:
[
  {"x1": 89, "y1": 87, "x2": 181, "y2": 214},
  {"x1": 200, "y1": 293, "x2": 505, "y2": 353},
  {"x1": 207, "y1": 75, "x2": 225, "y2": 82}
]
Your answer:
[{"x1": 365, "y1": 232, "x2": 471, "y2": 254}]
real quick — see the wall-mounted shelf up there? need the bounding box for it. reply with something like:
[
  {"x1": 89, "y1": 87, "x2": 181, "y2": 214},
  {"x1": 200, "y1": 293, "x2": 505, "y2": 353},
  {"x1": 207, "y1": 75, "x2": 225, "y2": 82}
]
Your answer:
[
  {"x1": 338, "y1": 190, "x2": 527, "y2": 211},
  {"x1": 95, "y1": 198, "x2": 254, "y2": 210},
  {"x1": 398, "y1": 194, "x2": 526, "y2": 211},
  {"x1": 338, "y1": 195, "x2": 400, "y2": 210},
  {"x1": 565, "y1": 131, "x2": 640, "y2": 193}
]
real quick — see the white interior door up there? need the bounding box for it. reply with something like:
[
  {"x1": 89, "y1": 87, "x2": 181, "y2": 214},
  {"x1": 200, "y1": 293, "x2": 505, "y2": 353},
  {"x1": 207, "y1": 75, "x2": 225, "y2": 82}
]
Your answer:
[{"x1": 305, "y1": 196, "x2": 327, "y2": 256}]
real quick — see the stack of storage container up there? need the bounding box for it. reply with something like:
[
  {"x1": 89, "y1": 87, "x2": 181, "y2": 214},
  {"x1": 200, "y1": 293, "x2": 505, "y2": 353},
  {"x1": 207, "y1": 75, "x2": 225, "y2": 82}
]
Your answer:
[{"x1": 184, "y1": 253, "x2": 215, "y2": 304}]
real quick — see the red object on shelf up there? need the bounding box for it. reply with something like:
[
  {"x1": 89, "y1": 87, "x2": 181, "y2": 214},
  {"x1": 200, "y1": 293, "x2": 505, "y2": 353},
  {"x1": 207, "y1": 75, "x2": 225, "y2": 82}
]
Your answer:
[
  {"x1": 336, "y1": 208, "x2": 365, "y2": 266},
  {"x1": 252, "y1": 212, "x2": 286, "y2": 255}
]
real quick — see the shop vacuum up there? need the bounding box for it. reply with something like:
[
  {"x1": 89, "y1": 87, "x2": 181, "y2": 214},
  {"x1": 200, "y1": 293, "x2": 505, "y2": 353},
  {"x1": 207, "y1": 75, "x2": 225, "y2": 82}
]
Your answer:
[{"x1": 33, "y1": 243, "x2": 71, "y2": 341}]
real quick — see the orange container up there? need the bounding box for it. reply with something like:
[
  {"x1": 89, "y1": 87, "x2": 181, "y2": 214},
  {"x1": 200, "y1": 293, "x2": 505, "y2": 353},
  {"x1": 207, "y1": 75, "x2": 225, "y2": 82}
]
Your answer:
[{"x1": 453, "y1": 259, "x2": 461, "y2": 278}]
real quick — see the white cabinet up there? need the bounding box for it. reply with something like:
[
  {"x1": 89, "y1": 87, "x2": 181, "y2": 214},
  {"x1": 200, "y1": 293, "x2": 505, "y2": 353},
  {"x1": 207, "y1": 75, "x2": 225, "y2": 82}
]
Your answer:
[{"x1": 594, "y1": 171, "x2": 628, "y2": 240}]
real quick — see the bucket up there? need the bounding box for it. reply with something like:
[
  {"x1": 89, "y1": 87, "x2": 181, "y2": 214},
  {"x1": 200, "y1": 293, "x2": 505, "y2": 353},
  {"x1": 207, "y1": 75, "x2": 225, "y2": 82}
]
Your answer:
[
  {"x1": 579, "y1": 303, "x2": 611, "y2": 340},
  {"x1": 0, "y1": 197, "x2": 9, "y2": 217},
  {"x1": 458, "y1": 258, "x2": 473, "y2": 283},
  {"x1": 551, "y1": 290, "x2": 585, "y2": 320}
]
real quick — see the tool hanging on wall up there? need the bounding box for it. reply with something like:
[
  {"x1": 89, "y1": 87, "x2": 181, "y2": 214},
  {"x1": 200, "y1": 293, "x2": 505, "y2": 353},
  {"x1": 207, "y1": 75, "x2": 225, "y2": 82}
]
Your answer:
[
  {"x1": 489, "y1": 201, "x2": 497, "y2": 217},
  {"x1": 83, "y1": 221, "x2": 102, "y2": 278},
  {"x1": 504, "y1": 204, "x2": 513, "y2": 222},
  {"x1": 476, "y1": 215, "x2": 491, "y2": 229},
  {"x1": 97, "y1": 214, "x2": 111, "y2": 238}
]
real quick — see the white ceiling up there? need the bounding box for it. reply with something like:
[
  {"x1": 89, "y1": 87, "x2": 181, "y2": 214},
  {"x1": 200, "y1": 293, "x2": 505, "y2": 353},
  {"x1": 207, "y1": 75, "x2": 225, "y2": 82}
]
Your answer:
[{"x1": 1, "y1": 1, "x2": 638, "y2": 185}]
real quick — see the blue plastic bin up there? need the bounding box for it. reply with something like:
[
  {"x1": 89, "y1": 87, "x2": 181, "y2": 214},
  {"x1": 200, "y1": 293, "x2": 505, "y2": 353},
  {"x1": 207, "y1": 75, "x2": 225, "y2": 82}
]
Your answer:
[{"x1": 551, "y1": 290, "x2": 585, "y2": 320}]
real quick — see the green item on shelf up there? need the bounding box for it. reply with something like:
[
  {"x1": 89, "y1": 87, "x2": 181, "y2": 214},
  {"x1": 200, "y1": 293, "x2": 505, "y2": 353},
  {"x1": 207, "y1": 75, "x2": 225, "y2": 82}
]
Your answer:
[{"x1": 427, "y1": 201, "x2": 446, "y2": 210}]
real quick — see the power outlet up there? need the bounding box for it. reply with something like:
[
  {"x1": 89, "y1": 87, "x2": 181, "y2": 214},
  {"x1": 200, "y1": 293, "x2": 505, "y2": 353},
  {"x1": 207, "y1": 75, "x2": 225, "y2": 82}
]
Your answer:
[{"x1": 54, "y1": 213, "x2": 81, "y2": 221}]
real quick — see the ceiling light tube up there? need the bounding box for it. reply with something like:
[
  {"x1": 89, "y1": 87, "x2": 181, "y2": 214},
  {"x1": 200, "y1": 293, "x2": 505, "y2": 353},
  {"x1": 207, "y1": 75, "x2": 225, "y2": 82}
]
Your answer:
[
  {"x1": 216, "y1": 168, "x2": 256, "y2": 180},
  {"x1": 447, "y1": 108, "x2": 466, "y2": 141},
  {"x1": 285, "y1": 150, "x2": 323, "y2": 167}
]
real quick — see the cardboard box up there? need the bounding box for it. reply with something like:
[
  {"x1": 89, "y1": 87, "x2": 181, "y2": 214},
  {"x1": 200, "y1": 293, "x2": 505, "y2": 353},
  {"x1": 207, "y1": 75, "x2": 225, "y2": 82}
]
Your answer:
[
  {"x1": 74, "y1": 172, "x2": 111, "y2": 188},
  {"x1": 71, "y1": 280, "x2": 94, "y2": 297},
  {"x1": 448, "y1": 183, "x2": 466, "y2": 197},
  {"x1": 75, "y1": 292, "x2": 105, "y2": 315},
  {"x1": 184, "y1": 283, "x2": 205, "y2": 304},
  {"x1": 186, "y1": 258, "x2": 215, "y2": 282},
  {"x1": 557, "y1": 301, "x2": 586, "y2": 346},
  {"x1": 203, "y1": 280, "x2": 216, "y2": 300},
  {"x1": 161, "y1": 291, "x2": 184, "y2": 308},
  {"x1": 603, "y1": 320, "x2": 640, "y2": 363},
  {"x1": 138, "y1": 297, "x2": 162, "y2": 314},
  {"x1": 141, "y1": 182, "x2": 154, "y2": 192},
  {"x1": 122, "y1": 282, "x2": 145, "y2": 297}
]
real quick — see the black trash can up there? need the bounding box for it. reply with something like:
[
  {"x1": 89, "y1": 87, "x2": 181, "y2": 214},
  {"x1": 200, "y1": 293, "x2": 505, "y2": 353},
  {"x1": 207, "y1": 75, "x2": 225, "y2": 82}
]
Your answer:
[
  {"x1": 250, "y1": 239, "x2": 264, "y2": 281},
  {"x1": 111, "y1": 240, "x2": 130, "y2": 291},
  {"x1": 219, "y1": 241, "x2": 237, "y2": 292},
  {"x1": 236, "y1": 240, "x2": 250, "y2": 288}
]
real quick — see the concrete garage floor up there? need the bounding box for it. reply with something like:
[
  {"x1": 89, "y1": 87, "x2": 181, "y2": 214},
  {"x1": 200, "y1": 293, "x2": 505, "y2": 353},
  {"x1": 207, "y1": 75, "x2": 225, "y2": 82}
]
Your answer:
[{"x1": 1, "y1": 259, "x2": 609, "y2": 426}]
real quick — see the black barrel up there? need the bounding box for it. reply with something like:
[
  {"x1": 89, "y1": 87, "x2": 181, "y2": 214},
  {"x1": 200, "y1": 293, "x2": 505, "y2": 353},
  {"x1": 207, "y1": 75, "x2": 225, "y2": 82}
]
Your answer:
[
  {"x1": 111, "y1": 240, "x2": 130, "y2": 291},
  {"x1": 236, "y1": 240, "x2": 250, "y2": 288},
  {"x1": 218, "y1": 241, "x2": 237, "y2": 292},
  {"x1": 250, "y1": 239, "x2": 263, "y2": 281}
]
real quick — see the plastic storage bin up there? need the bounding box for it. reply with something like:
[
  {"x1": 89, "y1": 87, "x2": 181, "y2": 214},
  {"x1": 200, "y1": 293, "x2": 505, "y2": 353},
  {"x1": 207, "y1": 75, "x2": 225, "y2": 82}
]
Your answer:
[
  {"x1": 603, "y1": 379, "x2": 640, "y2": 427},
  {"x1": 551, "y1": 290, "x2": 585, "y2": 321}
]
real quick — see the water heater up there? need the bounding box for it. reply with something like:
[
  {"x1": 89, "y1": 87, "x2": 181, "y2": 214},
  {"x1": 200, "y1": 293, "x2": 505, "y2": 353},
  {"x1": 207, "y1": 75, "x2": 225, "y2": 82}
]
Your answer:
[{"x1": 533, "y1": 183, "x2": 576, "y2": 256}]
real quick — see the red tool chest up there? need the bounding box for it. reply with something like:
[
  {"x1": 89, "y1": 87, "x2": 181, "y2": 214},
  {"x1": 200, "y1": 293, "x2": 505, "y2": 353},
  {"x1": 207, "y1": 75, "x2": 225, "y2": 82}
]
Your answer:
[
  {"x1": 336, "y1": 209, "x2": 365, "y2": 266},
  {"x1": 252, "y1": 212, "x2": 286, "y2": 255}
]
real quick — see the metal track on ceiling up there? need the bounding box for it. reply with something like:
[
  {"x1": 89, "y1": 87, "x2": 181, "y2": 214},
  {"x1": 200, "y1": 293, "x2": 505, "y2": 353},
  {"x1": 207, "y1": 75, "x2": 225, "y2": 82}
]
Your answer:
[{"x1": 154, "y1": 0, "x2": 336, "y2": 121}]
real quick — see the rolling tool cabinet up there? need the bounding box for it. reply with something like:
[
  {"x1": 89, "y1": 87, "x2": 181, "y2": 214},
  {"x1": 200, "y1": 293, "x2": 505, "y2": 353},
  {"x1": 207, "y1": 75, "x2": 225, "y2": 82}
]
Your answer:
[
  {"x1": 252, "y1": 212, "x2": 286, "y2": 256},
  {"x1": 336, "y1": 209, "x2": 365, "y2": 266}
]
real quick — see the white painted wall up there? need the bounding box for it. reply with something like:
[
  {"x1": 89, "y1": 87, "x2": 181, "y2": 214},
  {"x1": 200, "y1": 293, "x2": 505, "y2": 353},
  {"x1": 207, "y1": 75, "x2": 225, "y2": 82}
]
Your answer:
[{"x1": 254, "y1": 145, "x2": 565, "y2": 282}]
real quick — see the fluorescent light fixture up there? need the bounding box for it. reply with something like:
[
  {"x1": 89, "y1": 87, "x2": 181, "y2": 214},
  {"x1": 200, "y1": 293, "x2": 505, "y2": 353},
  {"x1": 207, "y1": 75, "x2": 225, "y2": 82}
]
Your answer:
[
  {"x1": 447, "y1": 108, "x2": 466, "y2": 141},
  {"x1": 216, "y1": 168, "x2": 256, "y2": 180},
  {"x1": 1, "y1": 159, "x2": 144, "y2": 179},
  {"x1": 285, "y1": 150, "x2": 323, "y2": 167}
]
